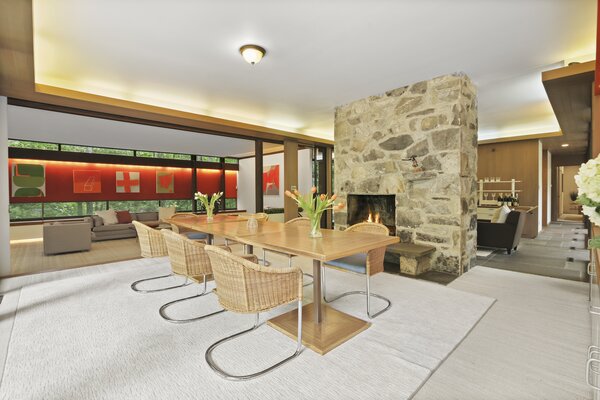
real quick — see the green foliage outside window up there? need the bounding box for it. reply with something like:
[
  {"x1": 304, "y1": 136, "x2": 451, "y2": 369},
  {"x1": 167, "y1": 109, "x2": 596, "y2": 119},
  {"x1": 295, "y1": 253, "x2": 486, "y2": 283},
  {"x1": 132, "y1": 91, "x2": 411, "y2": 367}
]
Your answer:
[
  {"x1": 137, "y1": 151, "x2": 191, "y2": 160},
  {"x1": 199, "y1": 155, "x2": 221, "y2": 163},
  {"x1": 224, "y1": 198, "x2": 237, "y2": 210},
  {"x1": 160, "y1": 199, "x2": 193, "y2": 211},
  {"x1": 224, "y1": 158, "x2": 239, "y2": 164},
  {"x1": 108, "y1": 200, "x2": 160, "y2": 213},
  {"x1": 9, "y1": 203, "x2": 43, "y2": 220},
  {"x1": 43, "y1": 202, "x2": 106, "y2": 218},
  {"x1": 8, "y1": 140, "x2": 58, "y2": 151},
  {"x1": 61, "y1": 144, "x2": 135, "y2": 156}
]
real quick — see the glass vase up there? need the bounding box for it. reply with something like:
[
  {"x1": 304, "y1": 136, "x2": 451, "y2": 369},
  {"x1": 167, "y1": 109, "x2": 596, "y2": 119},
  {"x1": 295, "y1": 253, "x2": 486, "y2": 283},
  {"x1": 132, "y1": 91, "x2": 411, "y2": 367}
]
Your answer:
[
  {"x1": 206, "y1": 206, "x2": 214, "y2": 222},
  {"x1": 309, "y1": 212, "x2": 323, "y2": 238}
]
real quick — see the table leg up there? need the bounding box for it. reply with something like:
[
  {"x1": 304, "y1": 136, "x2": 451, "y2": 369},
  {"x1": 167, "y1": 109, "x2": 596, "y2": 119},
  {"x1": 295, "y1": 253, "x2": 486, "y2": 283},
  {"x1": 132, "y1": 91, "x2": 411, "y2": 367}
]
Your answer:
[
  {"x1": 245, "y1": 244, "x2": 254, "y2": 255},
  {"x1": 208, "y1": 234, "x2": 214, "y2": 245},
  {"x1": 313, "y1": 259, "x2": 322, "y2": 323}
]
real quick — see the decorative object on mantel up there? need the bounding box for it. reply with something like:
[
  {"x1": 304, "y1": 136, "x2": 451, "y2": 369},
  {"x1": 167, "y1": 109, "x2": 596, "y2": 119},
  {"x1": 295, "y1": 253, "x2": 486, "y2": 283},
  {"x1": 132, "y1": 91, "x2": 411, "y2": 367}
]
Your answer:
[
  {"x1": 194, "y1": 191, "x2": 223, "y2": 222},
  {"x1": 285, "y1": 187, "x2": 345, "y2": 238},
  {"x1": 402, "y1": 155, "x2": 423, "y2": 172},
  {"x1": 575, "y1": 154, "x2": 600, "y2": 248}
]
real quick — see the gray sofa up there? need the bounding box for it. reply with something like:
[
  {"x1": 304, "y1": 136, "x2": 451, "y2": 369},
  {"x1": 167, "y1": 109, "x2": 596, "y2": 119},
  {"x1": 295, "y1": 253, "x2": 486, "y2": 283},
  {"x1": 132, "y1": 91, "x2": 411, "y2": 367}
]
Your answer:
[
  {"x1": 44, "y1": 219, "x2": 92, "y2": 255},
  {"x1": 91, "y1": 211, "x2": 164, "y2": 241}
]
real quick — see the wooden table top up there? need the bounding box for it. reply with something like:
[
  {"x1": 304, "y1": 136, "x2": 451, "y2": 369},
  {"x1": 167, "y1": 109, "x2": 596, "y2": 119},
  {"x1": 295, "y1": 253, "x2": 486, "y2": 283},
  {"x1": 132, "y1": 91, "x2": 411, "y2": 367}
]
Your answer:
[
  {"x1": 166, "y1": 214, "x2": 246, "y2": 227},
  {"x1": 234, "y1": 224, "x2": 399, "y2": 262},
  {"x1": 187, "y1": 220, "x2": 287, "y2": 239}
]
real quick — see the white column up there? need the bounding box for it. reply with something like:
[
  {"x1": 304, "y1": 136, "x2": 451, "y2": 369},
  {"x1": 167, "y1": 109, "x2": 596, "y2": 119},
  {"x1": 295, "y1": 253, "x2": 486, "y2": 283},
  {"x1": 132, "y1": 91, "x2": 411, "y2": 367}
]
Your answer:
[{"x1": 0, "y1": 97, "x2": 9, "y2": 276}]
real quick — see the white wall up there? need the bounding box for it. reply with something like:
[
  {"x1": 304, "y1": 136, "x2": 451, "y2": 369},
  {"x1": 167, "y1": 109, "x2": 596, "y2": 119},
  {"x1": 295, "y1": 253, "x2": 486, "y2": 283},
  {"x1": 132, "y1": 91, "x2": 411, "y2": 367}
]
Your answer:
[
  {"x1": 237, "y1": 149, "x2": 312, "y2": 212},
  {"x1": 547, "y1": 151, "x2": 552, "y2": 223},
  {"x1": 0, "y1": 97, "x2": 10, "y2": 275},
  {"x1": 538, "y1": 141, "x2": 543, "y2": 232}
]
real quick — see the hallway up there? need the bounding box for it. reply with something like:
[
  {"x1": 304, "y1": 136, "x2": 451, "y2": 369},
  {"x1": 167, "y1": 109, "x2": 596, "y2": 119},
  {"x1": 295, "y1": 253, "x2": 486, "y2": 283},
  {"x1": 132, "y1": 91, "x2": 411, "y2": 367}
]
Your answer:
[{"x1": 477, "y1": 221, "x2": 590, "y2": 281}]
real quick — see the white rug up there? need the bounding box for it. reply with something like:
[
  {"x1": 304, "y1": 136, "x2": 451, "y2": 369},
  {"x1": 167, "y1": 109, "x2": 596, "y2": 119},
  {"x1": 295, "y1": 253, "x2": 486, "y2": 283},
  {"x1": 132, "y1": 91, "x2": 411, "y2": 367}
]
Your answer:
[
  {"x1": 476, "y1": 249, "x2": 494, "y2": 258},
  {"x1": 0, "y1": 258, "x2": 495, "y2": 400}
]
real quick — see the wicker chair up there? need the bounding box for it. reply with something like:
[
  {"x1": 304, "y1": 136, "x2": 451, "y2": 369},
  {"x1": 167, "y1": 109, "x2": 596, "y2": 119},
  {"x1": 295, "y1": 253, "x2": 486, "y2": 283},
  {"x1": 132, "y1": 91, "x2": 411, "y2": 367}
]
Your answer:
[
  {"x1": 204, "y1": 245, "x2": 304, "y2": 380},
  {"x1": 169, "y1": 213, "x2": 209, "y2": 242},
  {"x1": 322, "y1": 222, "x2": 391, "y2": 319},
  {"x1": 263, "y1": 217, "x2": 313, "y2": 286},
  {"x1": 131, "y1": 221, "x2": 190, "y2": 293}
]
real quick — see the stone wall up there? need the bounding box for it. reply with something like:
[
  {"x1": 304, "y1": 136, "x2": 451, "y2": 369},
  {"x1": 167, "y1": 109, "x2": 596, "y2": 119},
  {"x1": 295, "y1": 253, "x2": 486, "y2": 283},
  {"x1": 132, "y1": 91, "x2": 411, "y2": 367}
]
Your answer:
[{"x1": 334, "y1": 73, "x2": 478, "y2": 275}]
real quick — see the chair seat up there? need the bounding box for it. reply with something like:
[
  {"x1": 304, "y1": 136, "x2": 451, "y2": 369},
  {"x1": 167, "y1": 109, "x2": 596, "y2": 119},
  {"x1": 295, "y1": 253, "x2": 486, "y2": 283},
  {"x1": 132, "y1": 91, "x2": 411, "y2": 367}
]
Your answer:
[
  {"x1": 186, "y1": 232, "x2": 209, "y2": 240},
  {"x1": 325, "y1": 253, "x2": 367, "y2": 274}
]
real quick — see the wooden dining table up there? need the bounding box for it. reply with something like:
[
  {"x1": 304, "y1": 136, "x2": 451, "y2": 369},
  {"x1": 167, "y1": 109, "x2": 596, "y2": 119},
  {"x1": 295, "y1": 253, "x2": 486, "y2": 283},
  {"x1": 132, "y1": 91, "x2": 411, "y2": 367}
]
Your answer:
[{"x1": 167, "y1": 217, "x2": 399, "y2": 354}]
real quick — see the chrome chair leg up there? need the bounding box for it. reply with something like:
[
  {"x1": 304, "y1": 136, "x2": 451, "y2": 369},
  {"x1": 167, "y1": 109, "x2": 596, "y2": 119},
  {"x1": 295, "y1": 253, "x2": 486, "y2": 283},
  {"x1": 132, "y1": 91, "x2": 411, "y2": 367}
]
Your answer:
[
  {"x1": 322, "y1": 269, "x2": 391, "y2": 319},
  {"x1": 159, "y1": 276, "x2": 225, "y2": 323},
  {"x1": 131, "y1": 274, "x2": 191, "y2": 293},
  {"x1": 286, "y1": 255, "x2": 313, "y2": 287},
  {"x1": 258, "y1": 249, "x2": 271, "y2": 267},
  {"x1": 205, "y1": 300, "x2": 304, "y2": 381}
]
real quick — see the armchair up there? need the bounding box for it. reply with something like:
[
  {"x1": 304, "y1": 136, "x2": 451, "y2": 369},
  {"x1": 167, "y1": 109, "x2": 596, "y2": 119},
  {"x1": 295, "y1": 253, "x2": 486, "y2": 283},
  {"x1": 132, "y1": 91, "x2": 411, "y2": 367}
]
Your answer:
[{"x1": 477, "y1": 210, "x2": 526, "y2": 254}]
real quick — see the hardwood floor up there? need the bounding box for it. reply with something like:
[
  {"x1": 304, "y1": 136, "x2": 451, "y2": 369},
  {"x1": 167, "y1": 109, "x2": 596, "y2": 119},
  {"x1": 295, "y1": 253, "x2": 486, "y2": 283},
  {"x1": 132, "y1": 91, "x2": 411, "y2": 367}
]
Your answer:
[{"x1": 9, "y1": 238, "x2": 142, "y2": 276}]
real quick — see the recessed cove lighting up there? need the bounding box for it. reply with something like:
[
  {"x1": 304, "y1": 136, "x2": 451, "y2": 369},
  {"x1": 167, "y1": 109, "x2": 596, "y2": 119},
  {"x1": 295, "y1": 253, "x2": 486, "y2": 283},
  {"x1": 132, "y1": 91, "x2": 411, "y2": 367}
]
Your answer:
[
  {"x1": 239, "y1": 44, "x2": 266, "y2": 65},
  {"x1": 561, "y1": 143, "x2": 569, "y2": 147}
]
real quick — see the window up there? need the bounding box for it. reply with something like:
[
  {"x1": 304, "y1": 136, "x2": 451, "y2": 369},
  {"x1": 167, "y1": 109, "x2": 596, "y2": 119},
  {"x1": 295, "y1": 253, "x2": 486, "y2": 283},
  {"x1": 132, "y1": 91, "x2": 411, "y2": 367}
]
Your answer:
[
  {"x1": 160, "y1": 199, "x2": 193, "y2": 211},
  {"x1": 225, "y1": 198, "x2": 237, "y2": 210},
  {"x1": 108, "y1": 200, "x2": 160, "y2": 213},
  {"x1": 137, "y1": 151, "x2": 191, "y2": 160},
  {"x1": 9, "y1": 203, "x2": 43, "y2": 220},
  {"x1": 224, "y1": 158, "x2": 239, "y2": 164},
  {"x1": 8, "y1": 140, "x2": 58, "y2": 151},
  {"x1": 61, "y1": 144, "x2": 135, "y2": 157},
  {"x1": 43, "y1": 202, "x2": 106, "y2": 218},
  {"x1": 199, "y1": 155, "x2": 221, "y2": 163}
]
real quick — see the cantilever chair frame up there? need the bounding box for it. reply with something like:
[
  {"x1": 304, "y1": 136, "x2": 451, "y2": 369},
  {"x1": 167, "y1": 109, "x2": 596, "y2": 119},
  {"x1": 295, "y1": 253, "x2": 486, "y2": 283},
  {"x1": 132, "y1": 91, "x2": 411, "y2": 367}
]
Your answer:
[
  {"x1": 204, "y1": 245, "x2": 304, "y2": 380},
  {"x1": 322, "y1": 222, "x2": 392, "y2": 319},
  {"x1": 130, "y1": 220, "x2": 191, "y2": 293}
]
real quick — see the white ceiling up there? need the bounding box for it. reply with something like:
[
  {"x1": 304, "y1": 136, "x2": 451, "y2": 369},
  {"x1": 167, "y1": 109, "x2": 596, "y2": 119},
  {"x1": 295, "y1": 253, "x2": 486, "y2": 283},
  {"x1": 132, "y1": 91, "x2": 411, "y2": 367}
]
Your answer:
[
  {"x1": 7, "y1": 105, "x2": 262, "y2": 157},
  {"x1": 32, "y1": 0, "x2": 596, "y2": 141}
]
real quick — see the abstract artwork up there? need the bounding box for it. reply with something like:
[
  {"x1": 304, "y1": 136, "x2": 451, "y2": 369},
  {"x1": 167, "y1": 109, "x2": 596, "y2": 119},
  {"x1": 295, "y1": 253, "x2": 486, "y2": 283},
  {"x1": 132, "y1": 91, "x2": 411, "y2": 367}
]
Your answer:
[
  {"x1": 116, "y1": 171, "x2": 140, "y2": 193},
  {"x1": 263, "y1": 164, "x2": 280, "y2": 195},
  {"x1": 12, "y1": 163, "x2": 45, "y2": 197},
  {"x1": 156, "y1": 171, "x2": 175, "y2": 194},
  {"x1": 73, "y1": 170, "x2": 102, "y2": 194}
]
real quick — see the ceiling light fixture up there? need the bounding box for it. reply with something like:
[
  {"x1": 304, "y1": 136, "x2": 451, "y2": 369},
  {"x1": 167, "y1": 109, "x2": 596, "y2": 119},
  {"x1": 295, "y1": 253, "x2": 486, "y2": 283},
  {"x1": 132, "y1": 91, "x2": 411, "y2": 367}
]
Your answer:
[
  {"x1": 239, "y1": 44, "x2": 266, "y2": 65},
  {"x1": 561, "y1": 143, "x2": 569, "y2": 147}
]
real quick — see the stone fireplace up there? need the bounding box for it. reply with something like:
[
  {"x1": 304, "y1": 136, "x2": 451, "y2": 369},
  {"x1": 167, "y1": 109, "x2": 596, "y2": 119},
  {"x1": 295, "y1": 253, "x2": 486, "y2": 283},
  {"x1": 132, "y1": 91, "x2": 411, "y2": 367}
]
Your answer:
[
  {"x1": 333, "y1": 73, "x2": 478, "y2": 275},
  {"x1": 347, "y1": 194, "x2": 396, "y2": 235}
]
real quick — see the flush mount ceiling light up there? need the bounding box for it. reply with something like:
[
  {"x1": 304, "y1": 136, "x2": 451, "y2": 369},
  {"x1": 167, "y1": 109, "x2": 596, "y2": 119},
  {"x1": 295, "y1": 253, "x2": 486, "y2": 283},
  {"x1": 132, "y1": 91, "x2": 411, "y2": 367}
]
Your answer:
[
  {"x1": 561, "y1": 143, "x2": 570, "y2": 147},
  {"x1": 239, "y1": 44, "x2": 266, "y2": 65}
]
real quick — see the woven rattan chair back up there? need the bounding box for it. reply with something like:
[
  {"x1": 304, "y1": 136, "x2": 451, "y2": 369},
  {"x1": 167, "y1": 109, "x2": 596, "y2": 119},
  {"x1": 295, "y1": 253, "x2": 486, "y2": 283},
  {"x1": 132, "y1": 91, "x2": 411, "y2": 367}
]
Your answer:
[
  {"x1": 285, "y1": 217, "x2": 311, "y2": 227},
  {"x1": 132, "y1": 220, "x2": 168, "y2": 258},
  {"x1": 161, "y1": 229, "x2": 213, "y2": 278},
  {"x1": 205, "y1": 245, "x2": 302, "y2": 314},
  {"x1": 345, "y1": 222, "x2": 389, "y2": 275},
  {"x1": 169, "y1": 213, "x2": 196, "y2": 234}
]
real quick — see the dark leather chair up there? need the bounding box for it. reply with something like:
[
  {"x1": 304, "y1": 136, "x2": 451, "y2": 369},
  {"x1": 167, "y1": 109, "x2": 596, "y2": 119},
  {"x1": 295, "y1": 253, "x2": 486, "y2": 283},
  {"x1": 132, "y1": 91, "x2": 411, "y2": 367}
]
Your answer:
[{"x1": 477, "y1": 210, "x2": 526, "y2": 254}]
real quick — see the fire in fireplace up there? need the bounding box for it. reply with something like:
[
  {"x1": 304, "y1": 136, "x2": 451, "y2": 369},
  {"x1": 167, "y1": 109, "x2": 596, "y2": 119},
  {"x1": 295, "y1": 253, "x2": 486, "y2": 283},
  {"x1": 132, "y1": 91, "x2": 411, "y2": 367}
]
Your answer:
[{"x1": 347, "y1": 194, "x2": 395, "y2": 235}]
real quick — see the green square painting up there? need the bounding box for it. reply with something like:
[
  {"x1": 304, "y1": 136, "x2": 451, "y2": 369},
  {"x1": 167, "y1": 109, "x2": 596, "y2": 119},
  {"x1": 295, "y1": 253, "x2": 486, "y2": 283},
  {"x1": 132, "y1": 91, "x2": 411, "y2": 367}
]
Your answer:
[{"x1": 12, "y1": 163, "x2": 46, "y2": 197}]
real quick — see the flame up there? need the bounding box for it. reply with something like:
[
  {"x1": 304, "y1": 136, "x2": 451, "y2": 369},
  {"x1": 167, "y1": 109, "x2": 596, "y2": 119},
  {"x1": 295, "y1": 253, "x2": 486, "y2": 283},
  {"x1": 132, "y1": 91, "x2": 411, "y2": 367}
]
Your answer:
[{"x1": 366, "y1": 212, "x2": 380, "y2": 224}]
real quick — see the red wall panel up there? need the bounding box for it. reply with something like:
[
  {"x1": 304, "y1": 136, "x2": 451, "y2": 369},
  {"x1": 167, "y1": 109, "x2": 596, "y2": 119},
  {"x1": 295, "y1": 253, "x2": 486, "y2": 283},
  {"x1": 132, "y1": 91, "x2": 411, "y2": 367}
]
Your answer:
[
  {"x1": 8, "y1": 159, "x2": 192, "y2": 203},
  {"x1": 196, "y1": 169, "x2": 222, "y2": 195},
  {"x1": 225, "y1": 171, "x2": 238, "y2": 198}
]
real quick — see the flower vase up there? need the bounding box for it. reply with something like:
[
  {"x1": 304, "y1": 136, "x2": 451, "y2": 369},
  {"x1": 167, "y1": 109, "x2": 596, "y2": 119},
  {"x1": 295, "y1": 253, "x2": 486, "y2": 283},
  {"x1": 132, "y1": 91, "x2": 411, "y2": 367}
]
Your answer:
[
  {"x1": 206, "y1": 207, "x2": 214, "y2": 222},
  {"x1": 309, "y1": 212, "x2": 323, "y2": 238}
]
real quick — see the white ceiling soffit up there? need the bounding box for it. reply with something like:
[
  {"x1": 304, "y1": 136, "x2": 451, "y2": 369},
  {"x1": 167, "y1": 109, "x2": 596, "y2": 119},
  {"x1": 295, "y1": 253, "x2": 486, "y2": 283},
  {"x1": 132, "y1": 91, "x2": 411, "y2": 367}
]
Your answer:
[
  {"x1": 6, "y1": 105, "x2": 258, "y2": 158},
  {"x1": 32, "y1": 0, "x2": 596, "y2": 141}
]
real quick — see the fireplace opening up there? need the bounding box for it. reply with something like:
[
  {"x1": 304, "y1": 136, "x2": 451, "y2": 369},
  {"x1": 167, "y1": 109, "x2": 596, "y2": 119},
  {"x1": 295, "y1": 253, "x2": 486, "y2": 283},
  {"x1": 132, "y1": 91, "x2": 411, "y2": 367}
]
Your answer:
[{"x1": 347, "y1": 194, "x2": 396, "y2": 235}]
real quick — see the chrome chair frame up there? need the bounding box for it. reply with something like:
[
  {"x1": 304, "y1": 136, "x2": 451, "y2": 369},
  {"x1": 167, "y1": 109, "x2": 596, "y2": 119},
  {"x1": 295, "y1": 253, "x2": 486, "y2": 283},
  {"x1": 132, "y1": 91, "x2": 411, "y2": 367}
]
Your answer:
[
  {"x1": 205, "y1": 299, "x2": 303, "y2": 381},
  {"x1": 131, "y1": 274, "x2": 191, "y2": 293},
  {"x1": 159, "y1": 275, "x2": 225, "y2": 323},
  {"x1": 322, "y1": 268, "x2": 391, "y2": 319}
]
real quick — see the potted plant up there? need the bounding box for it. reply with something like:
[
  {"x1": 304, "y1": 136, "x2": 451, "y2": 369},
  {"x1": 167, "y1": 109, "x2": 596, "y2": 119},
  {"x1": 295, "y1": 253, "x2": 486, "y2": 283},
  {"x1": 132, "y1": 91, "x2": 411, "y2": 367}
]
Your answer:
[
  {"x1": 194, "y1": 191, "x2": 223, "y2": 221},
  {"x1": 575, "y1": 154, "x2": 600, "y2": 248},
  {"x1": 284, "y1": 187, "x2": 344, "y2": 238}
]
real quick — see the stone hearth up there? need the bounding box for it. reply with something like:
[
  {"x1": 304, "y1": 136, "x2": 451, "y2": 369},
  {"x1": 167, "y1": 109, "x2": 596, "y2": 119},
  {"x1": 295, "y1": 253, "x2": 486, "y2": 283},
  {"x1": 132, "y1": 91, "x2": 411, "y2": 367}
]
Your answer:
[{"x1": 333, "y1": 73, "x2": 478, "y2": 275}]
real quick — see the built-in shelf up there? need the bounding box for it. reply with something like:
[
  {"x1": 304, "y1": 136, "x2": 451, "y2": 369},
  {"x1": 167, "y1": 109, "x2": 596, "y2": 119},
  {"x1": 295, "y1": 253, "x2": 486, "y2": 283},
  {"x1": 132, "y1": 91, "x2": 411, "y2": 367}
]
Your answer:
[{"x1": 479, "y1": 180, "x2": 522, "y2": 184}]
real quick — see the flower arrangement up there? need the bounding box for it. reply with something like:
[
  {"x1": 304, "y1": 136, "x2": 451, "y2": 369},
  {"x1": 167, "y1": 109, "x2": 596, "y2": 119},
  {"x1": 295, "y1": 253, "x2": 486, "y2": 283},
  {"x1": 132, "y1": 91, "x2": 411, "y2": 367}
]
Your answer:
[
  {"x1": 575, "y1": 155, "x2": 600, "y2": 248},
  {"x1": 194, "y1": 191, "x2": 223, "y2": 221},
  {"x1": 285, "y1": 187, "x2": 345, "y2": 238}
]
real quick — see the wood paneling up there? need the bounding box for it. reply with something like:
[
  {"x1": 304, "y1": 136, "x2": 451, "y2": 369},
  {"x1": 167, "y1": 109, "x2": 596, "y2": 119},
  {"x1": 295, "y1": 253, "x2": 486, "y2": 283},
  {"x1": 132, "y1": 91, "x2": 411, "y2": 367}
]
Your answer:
[
  {"x1": 283, "y1": 140, "x2": 299, "y2": 222},
  {"x1": 478, "y1": 131, "x2": 562, "y2": 145},
  {"x1": 542, "y1": 150, "x2": 549, "y2": 226},
  {"x1": 478, "y1": 140, "x2": 540, "y2": 237},
  {"x1": 593, "y1": 82, "x2": 600, "y2": 158},
  {"x1": 255, "y1": 140, "x2": 263, "y2": 212}
]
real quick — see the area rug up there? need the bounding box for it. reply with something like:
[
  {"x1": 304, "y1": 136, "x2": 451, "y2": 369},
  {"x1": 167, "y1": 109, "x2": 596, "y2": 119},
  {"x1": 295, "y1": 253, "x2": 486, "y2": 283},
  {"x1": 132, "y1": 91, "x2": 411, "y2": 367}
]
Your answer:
[
  {"x1": 476, "y1": 249, "x2": 495, "y2": 258},
  {"x1": 0, "y1": 258, "x2": 495, "y2": 400}
]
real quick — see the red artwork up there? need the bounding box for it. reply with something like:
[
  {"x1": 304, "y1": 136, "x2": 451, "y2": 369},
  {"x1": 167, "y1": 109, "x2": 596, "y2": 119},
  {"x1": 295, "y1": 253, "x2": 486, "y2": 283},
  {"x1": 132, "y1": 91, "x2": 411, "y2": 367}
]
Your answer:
[
  {"x1": 116, "y1": 171, "x2": 140, "y2": 193},
  {"x1": 263, "y1": 165, "x2": 280, "y2": 195},
  {"x1": 73, "y1": 170, "x2": 102, "y2": 194}
]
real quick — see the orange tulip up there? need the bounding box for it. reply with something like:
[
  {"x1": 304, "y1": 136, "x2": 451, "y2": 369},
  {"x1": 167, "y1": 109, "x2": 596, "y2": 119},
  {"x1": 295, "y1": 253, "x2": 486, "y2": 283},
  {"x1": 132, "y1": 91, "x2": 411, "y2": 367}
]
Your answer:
[
  {"x1": 311, "y1": 186, "x2": 317, "y2": 194},
  {"x1": 320, "y1": 194, "x2": 326, "y2": 201},
  {"x1": 331, "y1": 194, "x2": 337, "y2": 201}
]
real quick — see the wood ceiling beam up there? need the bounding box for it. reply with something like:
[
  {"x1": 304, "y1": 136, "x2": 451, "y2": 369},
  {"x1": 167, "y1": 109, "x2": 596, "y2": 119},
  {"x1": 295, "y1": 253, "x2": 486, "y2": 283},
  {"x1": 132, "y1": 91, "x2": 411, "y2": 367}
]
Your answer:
[
  {"x1": 478, "y1": 131, "x2": 562, "y2": 145},
  {"x1": 0, "y1": 0, "x2": 334, "y2": 147}
]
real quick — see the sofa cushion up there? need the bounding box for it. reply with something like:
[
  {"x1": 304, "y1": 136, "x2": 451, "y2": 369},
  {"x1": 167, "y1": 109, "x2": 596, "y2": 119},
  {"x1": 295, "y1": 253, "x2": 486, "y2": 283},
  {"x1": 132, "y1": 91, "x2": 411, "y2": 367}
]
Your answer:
[
  {"x1": 135, "y1": 211, "x2": 159, "y2": 222},
  {"x1": 92, "y1": 223, "x2": 134, "y2": 232},
  {"x1": 325, "y1": 253, "x2": 367, "y2": 274},
  {"x1": 158, "y1": 206, "x2": 176, "y2": 222},
  {"x1": 140, "y1": 220, "x2": 160, "y2": 228},
  {"x1": 495, "y1": 205, "x2": 511, "y2": 224},
  {"x1": 96, "y1": 209, "x2": 119, "y2": 225},
  {"x1": 92, "y1": 215, "x2": 104, "y2": 227},
  {"x1": 116, "y1": 210, "x2": 133, "y2": 224}
]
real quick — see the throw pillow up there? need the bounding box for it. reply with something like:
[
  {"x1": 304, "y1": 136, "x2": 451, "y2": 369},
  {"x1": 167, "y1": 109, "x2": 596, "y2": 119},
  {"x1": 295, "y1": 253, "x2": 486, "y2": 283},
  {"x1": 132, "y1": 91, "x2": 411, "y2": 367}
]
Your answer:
[
  {"x1": 158, "y1": 206, "x2": 176, "y2": 222},
  {"x1": 495, "y1": 205, "x2": 511, "y2": 224},
  {"x1": 116, "y1": 210, "x2": 133, "y2": 224},
  {"x1": 490, "y1": 207, "x2": 502, "y2": 223},
  {"x1": 96, "y1": 209, "x2": 119, "y2": 226}
]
